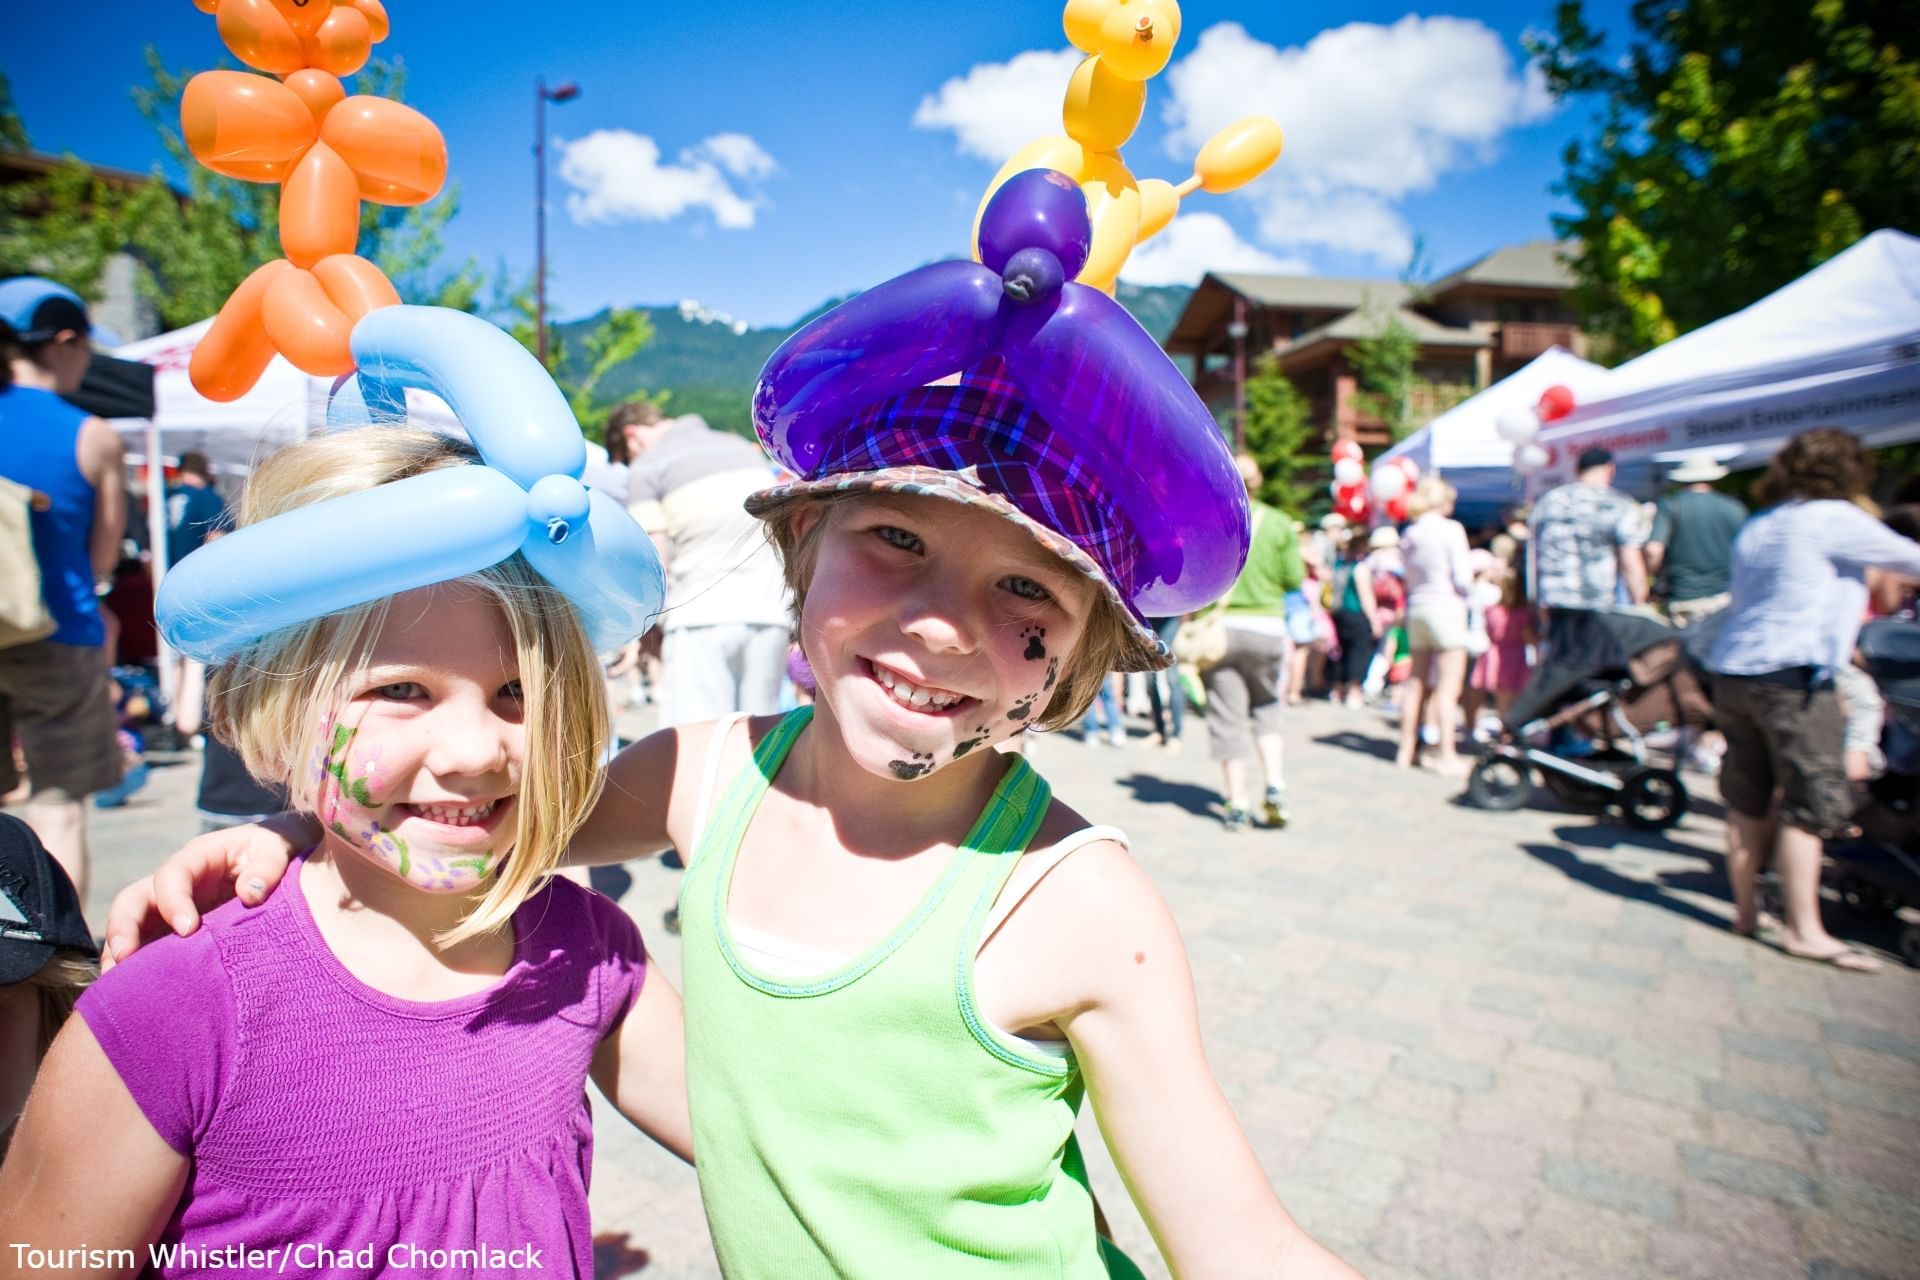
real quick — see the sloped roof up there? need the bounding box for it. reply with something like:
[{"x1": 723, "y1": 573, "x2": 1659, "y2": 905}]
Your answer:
[
  {"x1": 1210, "y1": 271, "x2": 1411, "y2": 312},
  {"x1": 1427, "y1": 240, "x2": 1574, "y2": 295},
  {"x1": 1285, "y1": 305, "x2": 1490, "y2": 354}
]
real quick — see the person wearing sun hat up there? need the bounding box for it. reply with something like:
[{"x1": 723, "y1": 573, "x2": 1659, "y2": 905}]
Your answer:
[
  {"x1": 0, "y1": 277, "x2": 128, "y2": 904},
  {"x1": 1648, "y1": 452, "x2": 1746, "y2": 630}
]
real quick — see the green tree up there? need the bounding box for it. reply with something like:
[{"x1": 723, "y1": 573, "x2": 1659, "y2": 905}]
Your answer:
[
  {"x1": 1531, "y1": 0, "x2": 1920, "y2": 357},
  {"x1": 1241, "y1": 358, "x2": 1320, "y2": 515},
  {"x1": 1348, "y1": 307, "x2": 1423, "y2": 443}
]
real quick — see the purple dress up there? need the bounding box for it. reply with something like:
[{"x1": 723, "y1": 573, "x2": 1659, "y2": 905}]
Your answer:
[{"x1": 77, "y1": 859, "x2": 647, "y2": 1278}]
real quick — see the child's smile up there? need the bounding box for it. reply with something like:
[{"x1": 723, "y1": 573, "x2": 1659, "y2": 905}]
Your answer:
[
  {"x1": 314, "y1": 584, "x2": 526, "y2": 891},
  {"x1": 798, "y1": 494, "x2": 1089, "y2": 781}
]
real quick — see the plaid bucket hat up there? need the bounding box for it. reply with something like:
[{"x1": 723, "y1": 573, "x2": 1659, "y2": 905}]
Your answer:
[
  {"x1": 747, "y1": 171, "x2": 1252, "y2": 673},
  {"x1": 746, "y1": 358, "x2": 1168, "y2": 669}
]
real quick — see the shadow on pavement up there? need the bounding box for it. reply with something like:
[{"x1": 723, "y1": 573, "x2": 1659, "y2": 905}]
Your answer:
[
  {"x1": 1521, "y1": 841, "x2": 1733, "y2": 931},
  {"x1": 591, "y1": 1233, "x2": 651, "y2": 1277},
  {"x1": 1310, "y1": 731, "x2": 1397, "y2": 763},
  {"x1": 1114, "y1": 772, "x2": 1220, "y2": 820}
]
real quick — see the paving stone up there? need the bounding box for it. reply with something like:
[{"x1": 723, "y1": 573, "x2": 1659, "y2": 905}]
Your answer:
[
  {"x1": 1532, "y1": 1021, "x2": 1617, "y2": 1059},
  {"x1": 1612, "y1": 1039, "x2": 1726, "y2": 1083},
  {"x1": 1428, "y1": 1023, "x2": 1513, "y2": 1067},
  {"x1": 1267, "y1": 1185, "x2": 1383, "y2": 1256},
  {"x1": 1703, "y1": 1111, "x2": 1814, "y2": 1168},
  {"x1": 1823, "y1": 1021, "x2": 1920, "y2": 1064},
  {"x1": 1398, "y1": 1167, "x2": 1534, "y2": 1235},
  {"x1": 1284, "y1": 1058, "x2": 1380, "y2": 1104},
  {"x1": 1392, "y1": 1052, "x2": 1497, "y2": 1094},
  {"x1": 1455, "y1": 1095, "x2": 1580, "y2": 1149},
  {"x1": 1318, "y1": 1105, "x2": 1449, "y2": 1165},
  {"x1": 1369, "y1": 1074, "x2": 1463, "y2": 1124},
  {"x1": 1816, "y1": 1172, "x2": 1920, "y2": 1243},
  {"x1": 1818, "y1": 1074, "x2": 1920, "y2": 1122},
  {"x1": 1723, "y1": 1027, "x2": 1835, "y2": 1072},
  {"x1": 1812, "y1": 1135, "x2": 1920, "y2": 1197},
  {"x1": 1831, "y1": 1044, "x2": 1920, "y2": 1092},
  {"x1": 1806, "y1": 1264, "x2": 1901, "y2": 1280},
  {"x1": 1470, "y1": 983, "x2": 1544, "y2": 1017},
  {"x1": 1521, "y1": 1192, "x2": 1652, "y2": 1270},
  {"x1": 1612, "y1": 1062, "x2": 1707, "y2": 1110},
  {"x1": 1701, "y1": 1081, "x2": 1828, "y2": 1133},
  {"x1": 1799, "y1": 1210, "x2": 1920, "y2": 1280},
  {"x1": 1368, "y1": 1205, "x2": 1495, "y2": 1280},
  {"x1": 1436, "y1": 1129, "x2": 1547, "y2": 1183},
  {"x1": 1309, "y1": 1031, "x2": 1406, "y2": 1076},
  {"x1": 1510, "y1": 1042, "x2": 1615, "y2": 1085},
  {"x1": 1724, "y1": 1054, "x2": 1823, "y2": 1102},
  {"x1": 1542, "y1": 1154, "x2": 1677, "y2": 1222},
  {"x1": 1678, "y1": 1143, "x2": 1818, "y2": 1208},
  {"x1": 1589, "y1": 1089, "x2": 1707, "y2": 1141},
  {"x1": 1292, "y1": 1137, "x2": 1409, "y2": 1208},
  {"x1": 1674, "y1": 1181, "x2": 1801, "y2": 1254},
  {"x1": 1646, "y1": 1227, "x2": 1807, "y2": 1280},
  {"x1": 1482, "y1": 1241, "x2": 1625, "y2": 1280},
  {"x1": 1573, "y1": 1115, "x2": 1683, "y2": 1182},
  {"x1": 1824, "y1": 1102, "x2": 1920, "y2": 1155},
  {"x1": 1333, "y1": 1009, "x2": 1432, "y2": 1049}
]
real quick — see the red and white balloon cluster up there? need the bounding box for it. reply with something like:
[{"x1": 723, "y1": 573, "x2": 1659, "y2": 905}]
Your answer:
[
  {"x1": 1498, "y1": 383, "x2": 1576, "y2": 476},
  {"x1": 1329, "y1": 440, "x2": 1421, "y2": 524}
]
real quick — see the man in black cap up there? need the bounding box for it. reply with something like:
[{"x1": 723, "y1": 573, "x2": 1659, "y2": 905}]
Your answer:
[
  {"x1": 0, "y1": 277, "x2": 128, "y2": 903},
  {"x1": 1528, "y1": 446, "x2": 1649, "y2": 655},
  {"x1": 0, "y1": 813, "x2": 98, "y2": 1156}
]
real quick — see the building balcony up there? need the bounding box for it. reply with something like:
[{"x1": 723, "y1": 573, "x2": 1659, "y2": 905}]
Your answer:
[{"x1": 1499, "y1": 322, "x2": 1581, "y2": 361}]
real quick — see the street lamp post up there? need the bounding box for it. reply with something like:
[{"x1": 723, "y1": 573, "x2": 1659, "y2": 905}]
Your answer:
[
  {"x1": 534, "y1": 78, "x2": 581, "y2": 367},
  {"x1": 1227, "y1": 297, "x2": 1249, "y2": 451}
]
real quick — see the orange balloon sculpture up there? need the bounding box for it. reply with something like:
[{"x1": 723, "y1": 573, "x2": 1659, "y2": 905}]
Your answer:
[{"x1": 183, "y1": 0, "x2": 446, "y2": 398}]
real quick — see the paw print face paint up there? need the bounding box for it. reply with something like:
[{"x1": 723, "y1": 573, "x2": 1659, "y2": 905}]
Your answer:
[
  {"x1": 1021, "y1": 625, "x2": 1048, "y2": 661},
  {"x1": 888, "y1": 750, "x2": 937, "y2": 780}
]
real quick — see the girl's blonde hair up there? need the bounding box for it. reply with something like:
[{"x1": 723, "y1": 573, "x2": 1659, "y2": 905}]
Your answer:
[
  {"x1": 1405, "y1": 476, "x2": 1457, "y2": 520},
  {"x1": 755, "y1": 491, "x2": 1135, "y2": 729},
  {"x1": 205, "y1": 429, "x2": 609, "y2": 946}
]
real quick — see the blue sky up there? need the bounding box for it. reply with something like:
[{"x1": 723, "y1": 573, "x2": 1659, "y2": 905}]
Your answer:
[{"x1": 11, "y1": 0, "x2": 1631, "y2": 328}]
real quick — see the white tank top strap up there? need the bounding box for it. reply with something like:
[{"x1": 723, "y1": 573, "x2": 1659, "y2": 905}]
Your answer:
[
  {"x1": 978, "y1": 824, "x2": 1129, "y2": 948},
  {"x1": 690, "y1": 712, "x2": 755, "y2": 855}
]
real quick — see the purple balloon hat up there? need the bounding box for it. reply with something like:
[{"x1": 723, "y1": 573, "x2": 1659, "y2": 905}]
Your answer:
[{"x1": 750, "y1": 169, "x2": 1251, "y2": 668}]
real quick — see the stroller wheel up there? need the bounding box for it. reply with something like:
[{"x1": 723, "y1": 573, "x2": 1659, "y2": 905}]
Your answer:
[
  {"x1": 1622, "y1": 767, "x2": 1689, "y2": 830},
  {"x1": 1467, "y1": 756, "x2": 1532, "y2": 812},
  {"x1": 1837, "y1": 873, "x2": 1900, "y2": 919}
]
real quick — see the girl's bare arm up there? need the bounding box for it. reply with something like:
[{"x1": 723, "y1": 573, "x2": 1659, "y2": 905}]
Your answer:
[
  {"x1": 1045, "y1": 847, "x2": 1363, "y2": 1278},
  {"x1": 0, "y1": 1020, "x2": 190, "y2": 1278},
  {"x1": 590, "y1": 947, "x2": 693, "y2": 1164}
]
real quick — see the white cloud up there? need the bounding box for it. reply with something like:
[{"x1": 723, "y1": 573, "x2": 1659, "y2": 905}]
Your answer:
[
  {"x1": 1120, "y1": 213, "x2": 1306, "y2": 286},
  {"x1": 1163, "y1": 18, "x2": 1554, "y2": 265},
  {"x1": 912, "y1": 48, "x2": 1080, "y2": 163},
  {"x1": 695, "y1": 132, "x2": 777, "y2": 181},
  {"x1": 558, "y1": 129, "x2": 775, "y2": 230}
]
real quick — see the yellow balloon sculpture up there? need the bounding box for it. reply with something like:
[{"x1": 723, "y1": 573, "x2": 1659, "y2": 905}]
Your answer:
[{"x1": 972, "y1": 0, "x2": 1284, "y2": 293}]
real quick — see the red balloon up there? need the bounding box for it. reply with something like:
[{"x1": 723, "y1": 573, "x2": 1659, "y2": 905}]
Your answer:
[
  {"x1": 1538, "y1": 384, "x2": 1576, "y2": 422},
  {"x1": 1386, "y1": 495, "x2": 1410, "y2": 523},
  {"x1": 1330, "y1": 439, "x2": 1363, "y2": 465}
]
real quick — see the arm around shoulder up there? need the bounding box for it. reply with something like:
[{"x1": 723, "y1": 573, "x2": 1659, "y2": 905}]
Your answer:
[{"x1": 1046, "y1": 846, "x2": 1361, "y2": 1278}]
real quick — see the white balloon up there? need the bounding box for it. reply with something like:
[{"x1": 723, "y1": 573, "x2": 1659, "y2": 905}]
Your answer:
[
  {"x1": 1333, "y1": 458, "x2": 1363, "y2": 485},
  {"x1": 1369, "y1": 467, "x2": 1408, "y2": 502},
  {"x1": 1513, "y1": 442, "x2": 1549, "y2": 475},
  {"x1": 1396, "y1": 457, "x2": 1420, "y2": 482},
  {"x1": 1496, "y1": 407, "x2": 1541, "y2": 445}
]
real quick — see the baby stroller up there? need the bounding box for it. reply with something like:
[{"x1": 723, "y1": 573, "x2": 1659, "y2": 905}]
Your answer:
[
  {"x1": 1827, "y1": 618, "x2": 1920, "y2": 967},
  {"x1": 1466, "y1": 609, "x2": 1713, "y2": 830}
]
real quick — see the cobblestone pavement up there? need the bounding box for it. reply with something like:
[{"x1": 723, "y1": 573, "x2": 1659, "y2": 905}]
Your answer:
[{"x1": 77, "y1": 699, "x2": 1920, "y2": 1280}]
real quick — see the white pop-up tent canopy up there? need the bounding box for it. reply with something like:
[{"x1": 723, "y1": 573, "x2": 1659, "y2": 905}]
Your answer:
[
  {"x1": 1530, "y1": 229, "x2": 1920, "y2": 492},
  {"x1": 1380, "y1": 346, "x2": 1610, "y2": 514}
]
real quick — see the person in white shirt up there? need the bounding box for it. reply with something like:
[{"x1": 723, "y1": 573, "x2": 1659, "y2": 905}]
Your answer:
[
  {"x1": 1709, "y1": 429, "x2": 1920, "y2": 973},
  {"x1": 1395, "y1": 478, "x2": 1474, "y2": 774}
]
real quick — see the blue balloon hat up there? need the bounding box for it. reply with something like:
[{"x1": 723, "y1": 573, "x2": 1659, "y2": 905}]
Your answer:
[{"x1": 156, "y1": 305, "x2": 665, "y2": 662}]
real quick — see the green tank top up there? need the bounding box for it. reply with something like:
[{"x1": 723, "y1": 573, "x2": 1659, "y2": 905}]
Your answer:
[{"x1": 679, "y1": 708, "x2": 1141, "y2": 1279}]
